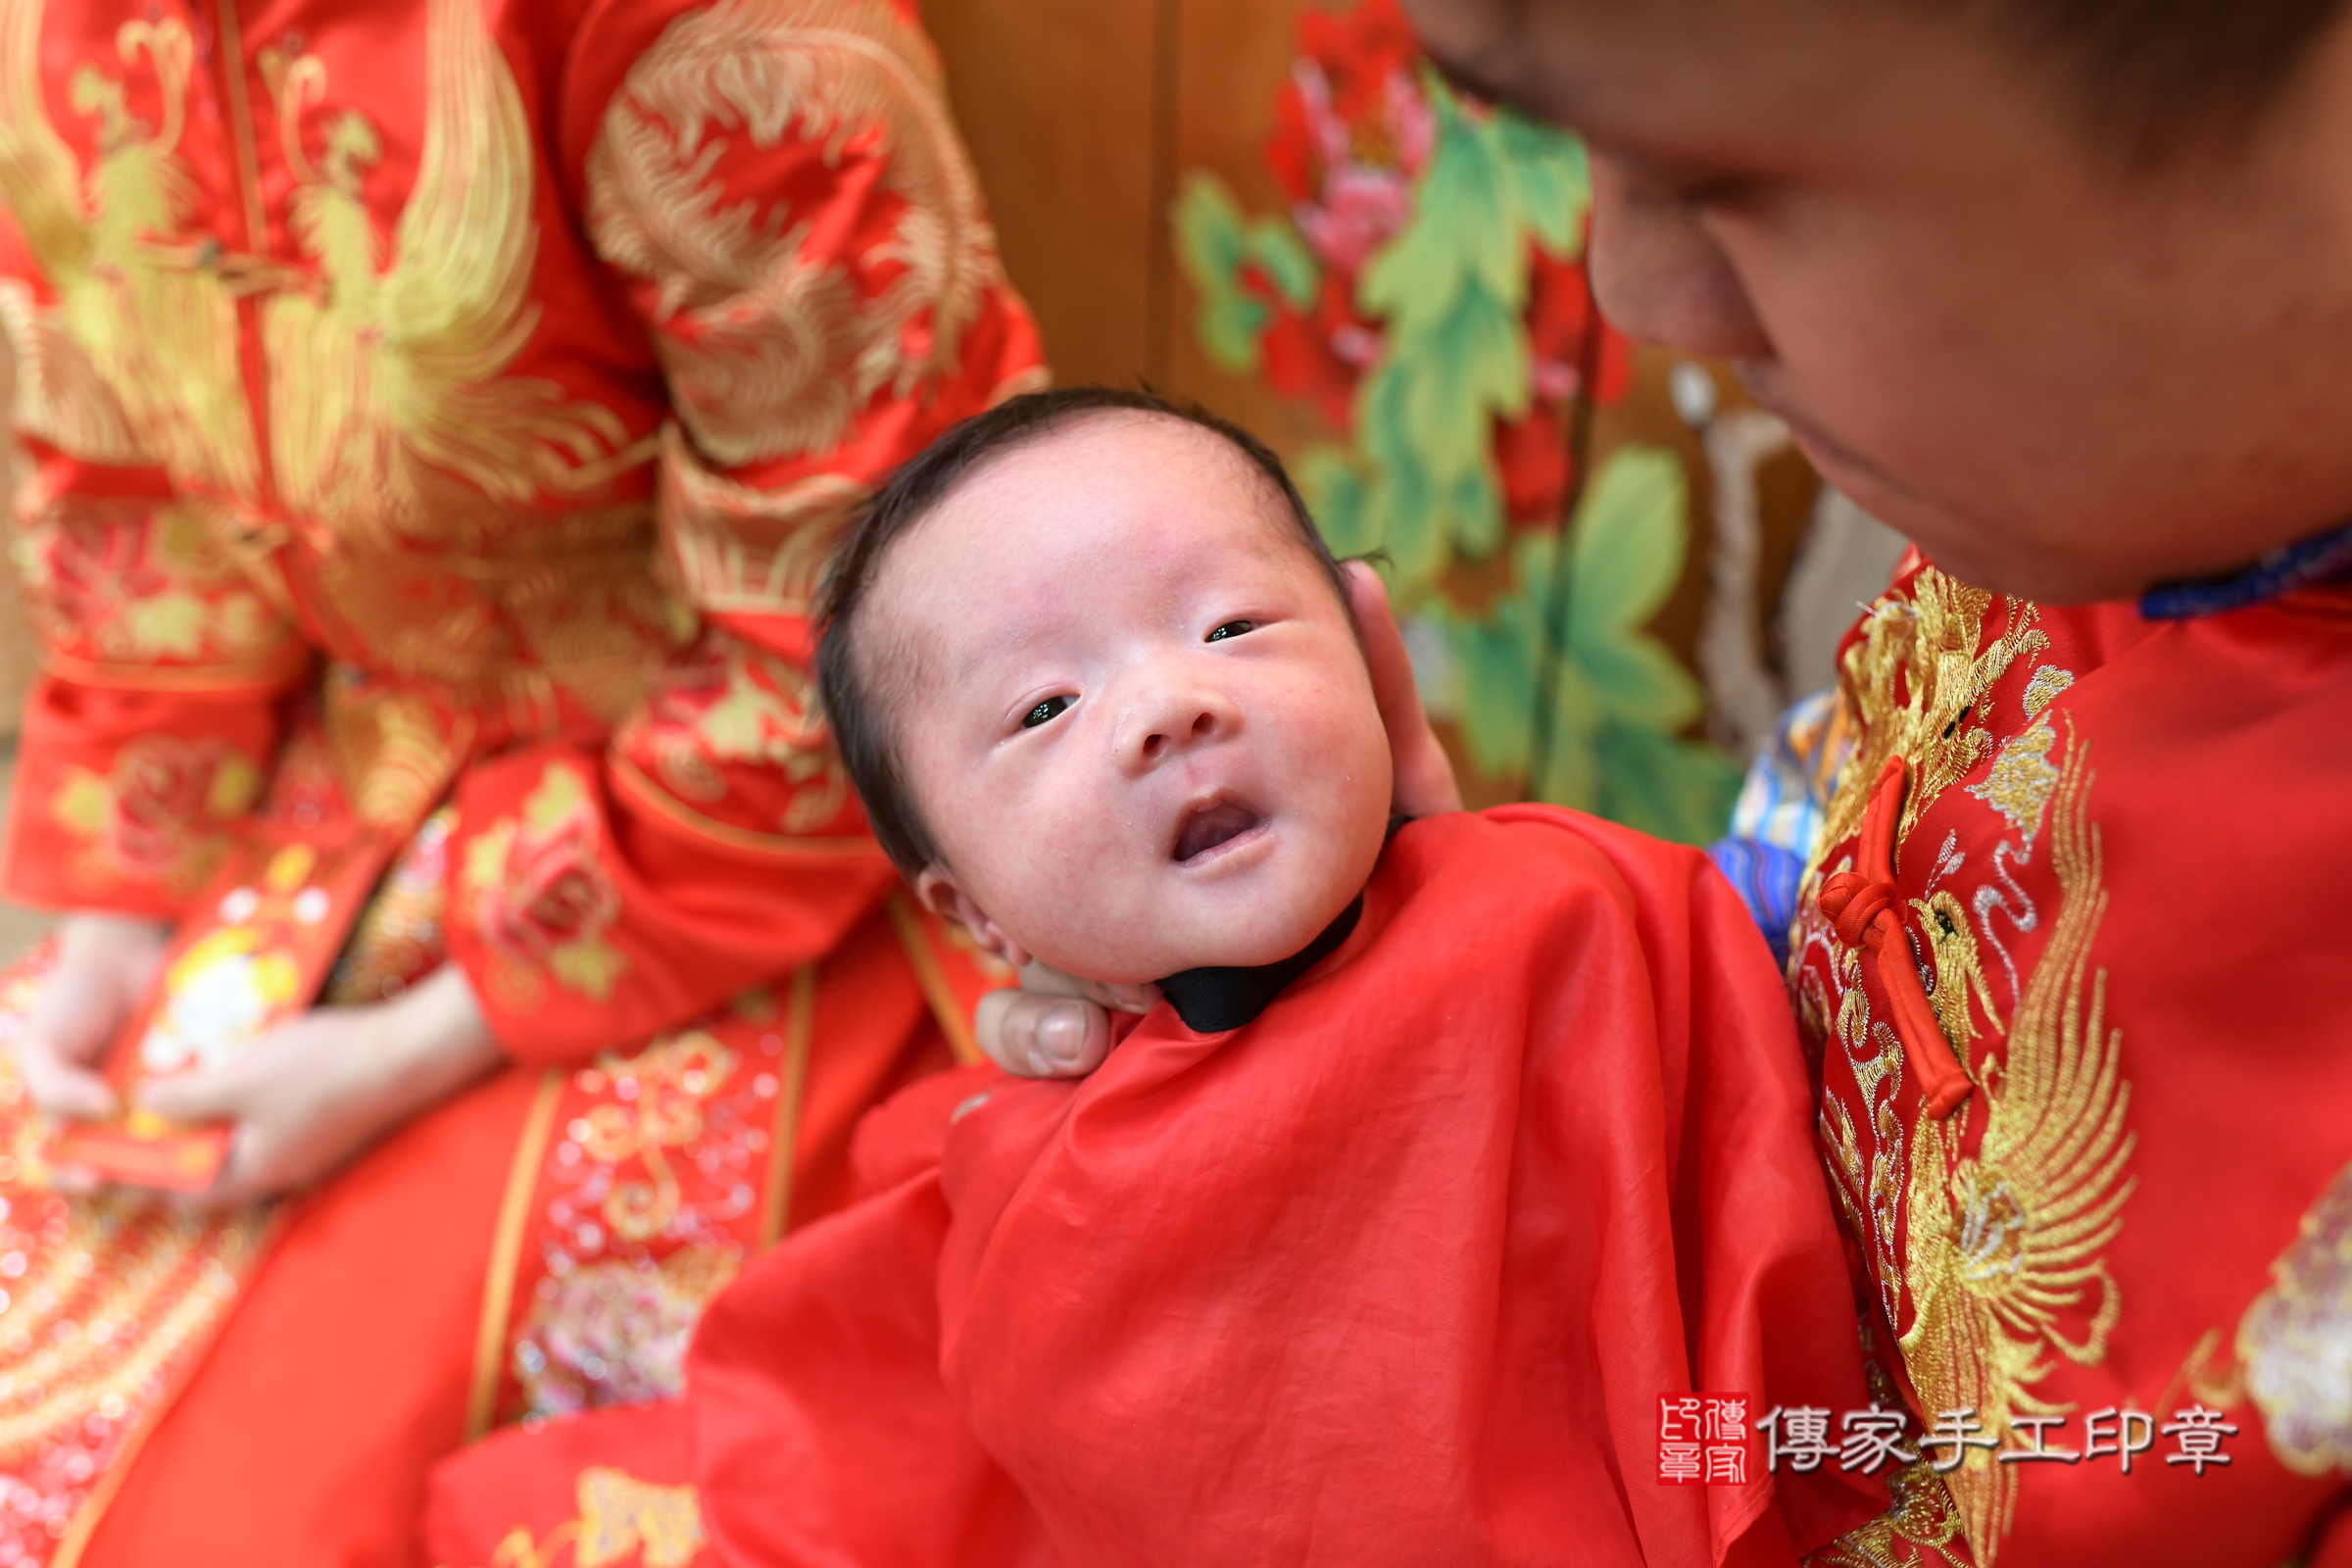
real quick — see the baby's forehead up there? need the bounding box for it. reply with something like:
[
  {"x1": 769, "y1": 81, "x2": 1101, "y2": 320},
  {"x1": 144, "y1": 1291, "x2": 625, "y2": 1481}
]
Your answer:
[{"x1": 877, "y1": 413, "x2": 1313, "y2": 609}]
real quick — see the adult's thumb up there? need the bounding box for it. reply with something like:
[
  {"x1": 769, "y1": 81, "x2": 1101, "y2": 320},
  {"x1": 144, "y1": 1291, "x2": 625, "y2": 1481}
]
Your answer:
[{"x1": 136, "y1": 1065, "x2": 246, "y2": 1126}]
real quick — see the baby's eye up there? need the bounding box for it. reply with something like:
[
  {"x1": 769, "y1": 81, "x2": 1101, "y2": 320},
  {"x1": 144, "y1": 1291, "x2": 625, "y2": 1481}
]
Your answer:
[
  {"x1": 1021, "y1": 696, "x2": 1072, "y2": 729},
  {"x1": 1206, "y1": 619, "x2": 1255, "y2": 642}
]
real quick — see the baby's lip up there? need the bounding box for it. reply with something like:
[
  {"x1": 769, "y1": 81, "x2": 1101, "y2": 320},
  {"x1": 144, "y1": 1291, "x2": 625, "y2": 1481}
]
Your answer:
[{"x1": 1170, "y1": 794, "x2": 1268, "y2": 865}]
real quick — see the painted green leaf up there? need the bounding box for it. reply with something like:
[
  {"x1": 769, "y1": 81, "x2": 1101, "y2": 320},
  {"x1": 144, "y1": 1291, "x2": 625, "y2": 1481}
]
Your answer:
[
  {"x1": 1175, "y1": 173, "x2": 1321, "y2": 374},
  {"x1": 1434, "y1": 445, "x2": 1738, "y2": 843},
  {"x1": 1296, "y1": 444, "x2": 1376, "y2": 559},
  {"x1": 1567, "y1": 446, "x2": 1686, "y2": 635}
]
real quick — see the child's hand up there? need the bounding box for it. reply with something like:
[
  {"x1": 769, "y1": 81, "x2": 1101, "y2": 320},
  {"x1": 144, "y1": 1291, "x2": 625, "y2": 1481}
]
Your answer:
[
  {"x1": 13, "y1": 912, "x2": 171, "y2": 1122},
  {"x1": 133, "y1": 964, "x2": 502, "y2": 1207},
  {"x1": 980, "y1": 564, "x2": 1460, "y2": 1081}
]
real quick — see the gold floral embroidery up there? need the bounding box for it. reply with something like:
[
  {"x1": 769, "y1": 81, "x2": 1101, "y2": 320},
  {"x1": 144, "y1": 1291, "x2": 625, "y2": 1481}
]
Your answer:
[
  {"x1": 2234, "y1": 1161, "x2": 2352, "y2": 1476},
  {"x1": 485, "y1": 1467, "x2": 706, "y2": 1568},
  {"x1": 569, "y1": 1030, "x2": 736, "y2": 1244},
  {"x1": 1898, "y1": 736, "x2": 2134, "y2": 1563},
  {"x1": 257, "y1": 0, "x2": 650, "y2": 553},
  {"x1": 0, "y1": 4, "x2": 260, "y2": 499},
  {"x1": 1815, "y1": 569, "x2": 2048, "y2": 876},
  {"x1": 465, "y1": 763, "x2": 629, "y2": 1007},
  {"x1": 618, "y1": 631, "x2": 850, "y2": 835},
  {"x1": 585, "y1": 0, "x2": 1003, "y2": 467},
  {"x1": 11, "y1": 488, "x2": 299, "y2": 679},
  {"x1": 53, "y1": 735, "x2": 262, "y2": 895}
]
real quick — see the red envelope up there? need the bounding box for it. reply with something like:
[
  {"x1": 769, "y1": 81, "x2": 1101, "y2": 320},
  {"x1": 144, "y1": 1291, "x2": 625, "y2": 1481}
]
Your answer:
[{"x1": 47, "y1": 827, "x2": 394, "y2": 1192}]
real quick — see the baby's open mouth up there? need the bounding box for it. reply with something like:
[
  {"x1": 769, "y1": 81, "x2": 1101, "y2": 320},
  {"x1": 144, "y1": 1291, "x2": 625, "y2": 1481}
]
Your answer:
[{"x1": 1172, "y1": 799, "x2": 1267, "y2": 864}]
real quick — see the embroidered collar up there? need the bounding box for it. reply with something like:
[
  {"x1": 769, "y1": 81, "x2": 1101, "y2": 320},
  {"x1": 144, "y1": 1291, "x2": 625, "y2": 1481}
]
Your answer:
[
  {"x1": 2139, "y1": 515, "x2": 2352, "y2": 620},
  {"x1": 1156, "y1": 895, "x2": 1364, "y2": 1034}
]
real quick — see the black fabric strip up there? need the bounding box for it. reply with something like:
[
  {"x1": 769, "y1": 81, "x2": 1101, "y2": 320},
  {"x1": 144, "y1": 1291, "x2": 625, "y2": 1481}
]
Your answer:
[{"x1": 1155, "y1": 894, "x2": 1364, "y2": 1034}]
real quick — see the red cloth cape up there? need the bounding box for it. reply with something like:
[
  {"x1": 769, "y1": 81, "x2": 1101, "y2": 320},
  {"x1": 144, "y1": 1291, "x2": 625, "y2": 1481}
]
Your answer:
[{"x1": 432, "y1": 807, "x2": 1885, "y2": 1565}]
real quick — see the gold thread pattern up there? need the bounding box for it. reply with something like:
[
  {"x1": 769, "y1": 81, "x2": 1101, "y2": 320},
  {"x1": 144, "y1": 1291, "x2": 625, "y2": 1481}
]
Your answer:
[
  {"x1": 585, "y1": 0, "x2": 1002, "y2": 467},
  {"x1": 0, "y1": 4, "x2": 260, "y2": 500},
  {"x1": 1897, "y1": 734, "x2": 2135, "y2": 1562},
  {"x1": 1813, "y1": 569, "x2": 2048, "y2": 879},
  {"x1": 463, "y1": 762, "x2": 630, "y2": 1007},
  {"x1": 258, "y1": 0, "x2": 646, "y2": 551}
]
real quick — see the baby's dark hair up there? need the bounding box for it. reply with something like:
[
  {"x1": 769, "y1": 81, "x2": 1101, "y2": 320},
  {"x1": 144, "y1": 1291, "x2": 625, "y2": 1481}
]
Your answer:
[{"x1": 816, "y1": 385, "x2": 1350, "y2": 875}]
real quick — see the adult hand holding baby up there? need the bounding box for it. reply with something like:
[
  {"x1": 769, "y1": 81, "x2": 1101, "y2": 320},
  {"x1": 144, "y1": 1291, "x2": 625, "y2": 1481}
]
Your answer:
[{"x1": 976, "y1": 559, "x2": 1460, "y2": 1078}]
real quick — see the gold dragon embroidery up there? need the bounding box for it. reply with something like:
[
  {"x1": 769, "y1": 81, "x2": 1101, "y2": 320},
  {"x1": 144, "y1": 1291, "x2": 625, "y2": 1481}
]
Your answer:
[
  {"x1": 585, "y1": 0, "x2": 1002, "y2": 469},
  {"x1": 259, "y1": 0, "x2": 648, "y2": 550},
  {"x1": 1898, "y1": 734, "x2": 2135, "y2": 1563}
]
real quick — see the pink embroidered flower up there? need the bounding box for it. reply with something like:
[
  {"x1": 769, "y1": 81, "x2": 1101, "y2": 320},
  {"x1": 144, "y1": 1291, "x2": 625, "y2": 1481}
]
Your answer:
[{"x1": 466, "y1": 765, "x2": 629, "y2": 1002}]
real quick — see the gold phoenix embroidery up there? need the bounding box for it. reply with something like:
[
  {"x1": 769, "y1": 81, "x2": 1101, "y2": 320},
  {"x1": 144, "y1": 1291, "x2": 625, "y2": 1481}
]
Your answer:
[
  {"x1": 1898, "y1": 735, "x2": 2135, "y2": 1563},
  {"x1": 259, "y1": 0, "x2": 647, "y2": 550},
  {"x1": 0, "y1": 4, "x2": 258, "y2": 492},
  {"x1": 586, "y1": 0, "x2": 1002, "y2": 468}
]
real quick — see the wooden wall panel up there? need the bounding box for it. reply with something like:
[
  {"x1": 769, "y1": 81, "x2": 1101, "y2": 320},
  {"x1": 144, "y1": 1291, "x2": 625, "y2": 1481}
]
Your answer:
[{"x1": 923, "y1": 0, "x2": 1162, "y2": 388}]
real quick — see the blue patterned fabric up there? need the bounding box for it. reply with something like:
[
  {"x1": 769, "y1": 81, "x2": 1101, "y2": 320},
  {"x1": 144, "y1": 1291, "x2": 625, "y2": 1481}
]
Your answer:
[
  {"x1": 2140, "y1": 516, "x2": 2352, "y2": 619},
  {"x1": 1707, "y1": 837, "x2": 1808, "y2": 966},
  {"x1": 1707, "y1": 689, "x2": 1840, "y2": 963}
]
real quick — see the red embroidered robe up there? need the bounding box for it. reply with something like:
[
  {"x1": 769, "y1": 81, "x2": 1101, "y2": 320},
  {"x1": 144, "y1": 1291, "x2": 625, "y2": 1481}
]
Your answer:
[
  {"x1": 1794, "y1": 562, "x2": 2352, "y2": 1566},
  {"x1": 0, "y1": 0, "x2": 1041, "y2": 1559},
  {"x1": 423, "y1": 807, "x2": 1890, "y2": 1567}
]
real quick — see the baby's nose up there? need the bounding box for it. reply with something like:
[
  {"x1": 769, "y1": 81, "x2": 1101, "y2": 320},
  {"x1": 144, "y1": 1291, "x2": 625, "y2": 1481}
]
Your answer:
[{"x1": 1139, "y1": 707, "x2": 1220, "y2": 762}]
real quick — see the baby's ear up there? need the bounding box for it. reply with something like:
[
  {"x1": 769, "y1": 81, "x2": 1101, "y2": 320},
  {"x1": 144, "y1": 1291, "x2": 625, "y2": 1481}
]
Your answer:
[{"x1": 911, "y1": 866, "x2": 1035, "y2": 970}]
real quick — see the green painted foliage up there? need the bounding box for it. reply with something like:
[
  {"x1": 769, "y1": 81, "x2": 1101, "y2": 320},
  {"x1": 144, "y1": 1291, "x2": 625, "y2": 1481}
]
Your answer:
[
  {"x1": 1345, "y1": 78, "x2": 1588, "y2": 602},
  {"x1": 1436, "y1": 448, "x2": 1740, "y2": 843},
  {"x1": 1172, "y1": 46, "x2": 1737, "y2": 846},
  {"x1": 1175, "y1": 175, "x2": 1319, "y2": 375}
]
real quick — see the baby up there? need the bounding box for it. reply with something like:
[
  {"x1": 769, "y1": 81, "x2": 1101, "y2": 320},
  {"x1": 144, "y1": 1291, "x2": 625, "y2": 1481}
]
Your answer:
[{"x1": 428, "y1": 388, "x2": 1883, "y2": 1566}]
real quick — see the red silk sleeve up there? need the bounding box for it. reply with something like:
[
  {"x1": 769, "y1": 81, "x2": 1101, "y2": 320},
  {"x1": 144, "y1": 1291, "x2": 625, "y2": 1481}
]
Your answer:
[{"x1": 443, "y1": 0, "x2": 1045, "y2": 1062}]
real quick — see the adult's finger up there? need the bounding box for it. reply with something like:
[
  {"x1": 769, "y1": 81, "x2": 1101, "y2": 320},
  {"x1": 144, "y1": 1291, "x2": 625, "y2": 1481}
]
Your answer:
[
  {"x1": 975, "y1": 987, "x2": 1112, "y2": 1078},
  {"x1": 13, "y1": 1038, "x2": 120, "y2": 1121},
  {"x1": 1343, "y1": 561, "x2": 1463, "y2": 817},
  {"x1": 136, "y1": 1055, "x2": 261, "y2": 1125}
]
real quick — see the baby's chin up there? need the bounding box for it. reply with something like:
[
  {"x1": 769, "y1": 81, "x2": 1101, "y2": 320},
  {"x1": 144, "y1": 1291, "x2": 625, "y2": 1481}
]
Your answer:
[{"x1": 1031, "y1": 859, "x2": 1373, "y2": 986}]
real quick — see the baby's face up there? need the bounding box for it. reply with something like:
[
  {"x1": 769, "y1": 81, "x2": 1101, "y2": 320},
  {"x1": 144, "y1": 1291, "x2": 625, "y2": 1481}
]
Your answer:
[{"x1": 875, "y1": 414, "x2": 1393, "y2": 986}]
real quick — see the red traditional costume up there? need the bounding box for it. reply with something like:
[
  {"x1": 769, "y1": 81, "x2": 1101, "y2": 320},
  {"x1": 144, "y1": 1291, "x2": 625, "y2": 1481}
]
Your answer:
[
  {"x1": 425, "y1": 806, "x2": 1888, "y2": 1567},
  {"x1": 0, "y1": 0, "x2": 1042, "y2": 1559},
  {"x1": 1787, "y1": 558, "x2": 2352, "y2": 1566}
]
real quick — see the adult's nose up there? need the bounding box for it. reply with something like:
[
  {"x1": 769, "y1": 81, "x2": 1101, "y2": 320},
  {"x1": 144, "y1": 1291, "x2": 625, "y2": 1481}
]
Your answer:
[{"x1": 1586, "y1": 157, "x2": 1773, "y2": 362}]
